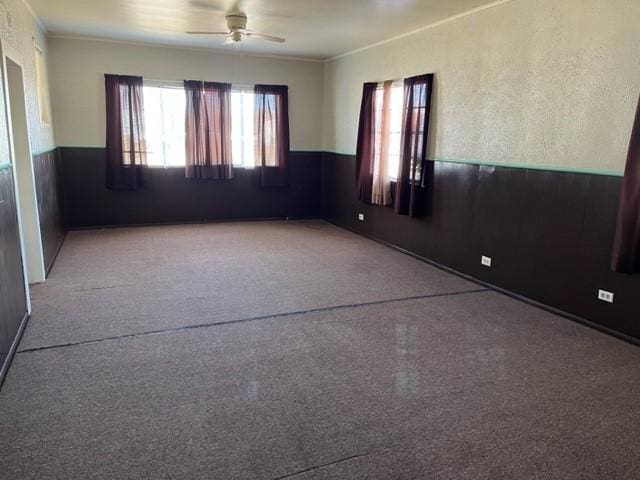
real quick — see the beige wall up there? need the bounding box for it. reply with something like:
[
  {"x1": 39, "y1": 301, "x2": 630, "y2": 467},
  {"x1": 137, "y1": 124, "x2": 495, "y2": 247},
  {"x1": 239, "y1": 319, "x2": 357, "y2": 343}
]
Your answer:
[
  {"x1": 0, "y1": 0, "x2": 55, "y2": 156},
  {"x1": 323, "y1": 0, "x2": 640, "y2": 173},
  {"x1": 49, "y1": 37, "x2": 324, "y2": 151}
]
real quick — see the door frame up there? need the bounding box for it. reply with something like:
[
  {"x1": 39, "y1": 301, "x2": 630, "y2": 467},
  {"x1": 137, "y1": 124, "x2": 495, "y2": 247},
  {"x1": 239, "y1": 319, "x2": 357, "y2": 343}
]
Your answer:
[{"x1": 0, "y1": 39, "x2": 39, "y2": 313}]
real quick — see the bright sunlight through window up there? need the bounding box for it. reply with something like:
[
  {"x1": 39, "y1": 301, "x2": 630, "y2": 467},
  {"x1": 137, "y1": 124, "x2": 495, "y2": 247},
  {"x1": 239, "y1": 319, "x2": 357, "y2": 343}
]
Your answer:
[
  {"x1": 231, "y1": 89, "x2": 255, "y2": 168},
  {"x1": 144, "y1": 83, "x2": 186, "y2": 167},
  {"x1": 143, "y1": 82, "x2": 256, "y2": 168},
  {"x1": 34, "y1": 44, "x2": 51, "y2": 125},
  {"x1": 375, "y1": 82, "x2": 404, "y2": 180}
]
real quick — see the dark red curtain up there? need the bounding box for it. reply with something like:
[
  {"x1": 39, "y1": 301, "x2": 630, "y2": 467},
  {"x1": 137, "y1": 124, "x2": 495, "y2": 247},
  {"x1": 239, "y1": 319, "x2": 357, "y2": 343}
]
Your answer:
[
  {"x1": 395, "y1": 74, "x2": 433, "y2": 217},
  {"x1": 254, "y1": 85, "x2": 290, "y2": 187},
  {"x1": 355, "y1": 82, "x2": 378, "y2": 203},
  {"x1": 105, "y1": 74, "x2": 147, "y2": 190},
  {"x1": 612, "y1": 94, "x2": 640, "y2": 273},
  {"x1": 184, "y1": 80, "x2": 233, "y2": 180}
]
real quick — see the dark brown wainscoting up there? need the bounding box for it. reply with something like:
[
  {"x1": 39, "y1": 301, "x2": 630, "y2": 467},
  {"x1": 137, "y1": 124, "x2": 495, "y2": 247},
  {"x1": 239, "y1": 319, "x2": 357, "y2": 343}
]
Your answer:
[
  {"x1": 33, "y1": 150, "x2": 65, "y2": 274},
  {"x1": 321, "y1": 152, "x2": 640, "y2": 341},
  {"x1": 0, "y1": 166, "x2": 28, "y2": 380},
  {"x1": 58, "y1": 148, "x2": 323, "y2": 229}
]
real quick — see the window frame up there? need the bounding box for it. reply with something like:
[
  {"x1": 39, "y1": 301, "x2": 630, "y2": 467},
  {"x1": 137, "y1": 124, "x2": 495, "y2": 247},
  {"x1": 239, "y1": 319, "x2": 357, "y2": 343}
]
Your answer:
[
  {"x1": 33, "y1": 41, "x2": 52, "y2": 127},
  {"x1": 142, "y1": 79, "x2": 258, "y2": 169},
  {"x1": 142, "y1": 79, "x2": 186, "y2": 169},
  {"x1": 405, "y1": 81, "x2": 430, "y2": 187},
  {"x1": 374, "y1": 79, "x2": 404, "y2": 181},
  {"x1": 230, "y1": 85, "x2": 256, "y2": 169}
]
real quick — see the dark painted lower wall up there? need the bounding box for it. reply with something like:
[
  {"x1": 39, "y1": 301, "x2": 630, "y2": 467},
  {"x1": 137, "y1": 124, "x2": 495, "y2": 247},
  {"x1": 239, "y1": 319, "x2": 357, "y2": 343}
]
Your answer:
[
  {"x1": 58, "y1": 148, "x2": 322, "y2": 228},
  {"x1": 42, "y1": 147, "x2": 640, "y2": 341},
  {"x1": 0, "y1": 166, "x2": 27, "y2": 376},
  {"x1": 321, "y1": 152, "x2": 640, "y2": 341},
  {"x1": 33, "y1": 150, "x2": 65, "y2": 273}
]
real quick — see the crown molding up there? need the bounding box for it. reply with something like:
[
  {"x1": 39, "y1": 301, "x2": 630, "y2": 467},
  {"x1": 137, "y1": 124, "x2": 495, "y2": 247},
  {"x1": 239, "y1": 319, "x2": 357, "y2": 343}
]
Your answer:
[{"x1": 46, "y1": 33, "x2": 325, "y2": 63}]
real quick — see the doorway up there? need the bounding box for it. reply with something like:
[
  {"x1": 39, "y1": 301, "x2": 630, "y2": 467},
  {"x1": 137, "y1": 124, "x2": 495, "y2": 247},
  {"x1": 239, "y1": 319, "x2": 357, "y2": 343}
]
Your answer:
[{"x1": 5, "y1": 56, "x2": 45, "y2": 285}]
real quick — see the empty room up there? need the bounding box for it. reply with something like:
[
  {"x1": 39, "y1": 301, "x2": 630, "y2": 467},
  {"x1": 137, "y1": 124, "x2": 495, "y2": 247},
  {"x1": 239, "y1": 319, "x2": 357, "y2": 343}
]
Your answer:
[{"x1": 0, "y1": 0, "x2": 639, "y2": 478}]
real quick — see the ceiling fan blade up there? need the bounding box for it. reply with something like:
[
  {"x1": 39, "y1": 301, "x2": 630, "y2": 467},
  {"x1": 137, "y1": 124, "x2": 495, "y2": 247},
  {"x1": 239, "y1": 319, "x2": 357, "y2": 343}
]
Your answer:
[
  {"x1": 186, "y1": 31, "x2": 230, "y2": 35},
  {"x1": 244, "y1": 32, "x2": 286, "y2": 43}
]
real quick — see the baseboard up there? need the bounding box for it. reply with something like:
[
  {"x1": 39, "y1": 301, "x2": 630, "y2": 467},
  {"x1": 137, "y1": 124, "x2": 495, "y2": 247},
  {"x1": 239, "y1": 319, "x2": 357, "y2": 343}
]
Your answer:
[
  {"x1": 65, "y1": 216, "x2": 323, "y2": 231},
  {"x1": 326, "y1": 219, "x2": 640, "y2": 348},
  {"x1": 0, "y1": 311, "x2": 30, "y2": 390},
  {"x1": 45, "y1": 232, "x2": 67, "y2": 277}
]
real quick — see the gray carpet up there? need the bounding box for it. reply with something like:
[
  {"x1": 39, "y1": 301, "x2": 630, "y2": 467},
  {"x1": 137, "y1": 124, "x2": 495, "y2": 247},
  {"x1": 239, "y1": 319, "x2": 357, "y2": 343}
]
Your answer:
[
  {"x1": 1, "y1": 220, "x2": 639, "y2": 479},
  {"x1": 20, "y1": 220, "x2": 478, "y2": 350}
]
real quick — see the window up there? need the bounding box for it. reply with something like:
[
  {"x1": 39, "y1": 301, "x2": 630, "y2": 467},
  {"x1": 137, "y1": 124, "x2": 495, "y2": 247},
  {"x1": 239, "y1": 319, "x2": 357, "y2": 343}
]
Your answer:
[
  {"x1": 374, "y1": 81, "x2": 404, "y2": 179},
  {"x1": 34, "y1": 44, "x2": 51, "y2": 125},
  {"x1": 143, "y1": 82, "x2": 256, "y2": 168},
  {"x1": 406, "y1": 81, "x2": 429, "y2": 184},
  {"x1": 143, "y1": 82, "x2": 186, "y2": 167},
  {"x1": 231, "y1": 88, "x2": 255, "y2": 168}
]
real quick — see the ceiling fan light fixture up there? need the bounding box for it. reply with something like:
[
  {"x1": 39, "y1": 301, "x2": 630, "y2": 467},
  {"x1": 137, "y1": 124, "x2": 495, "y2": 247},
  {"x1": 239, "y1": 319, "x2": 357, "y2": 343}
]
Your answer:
[{"x1": 186, "y1": 11, "x2": 285, "y2": 45}]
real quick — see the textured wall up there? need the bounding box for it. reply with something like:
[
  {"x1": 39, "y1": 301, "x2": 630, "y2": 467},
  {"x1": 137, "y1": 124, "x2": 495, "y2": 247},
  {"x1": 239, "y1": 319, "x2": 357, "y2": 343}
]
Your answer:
[
  {"x1": 323, "y1": 0, "x2": 640, "y2": 173},
  {"x1": 0, "y1": 0, "x2": 55, "y2": 156},
  {"x1": 48, "y1": 37, "x2": 325, "y2": 151}
]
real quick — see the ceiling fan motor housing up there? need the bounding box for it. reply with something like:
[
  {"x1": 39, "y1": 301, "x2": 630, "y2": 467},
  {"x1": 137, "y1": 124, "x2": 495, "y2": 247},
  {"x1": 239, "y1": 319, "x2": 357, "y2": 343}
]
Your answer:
[{"x1": 226, "y1": 14, "x2": 248, "y2": 31}]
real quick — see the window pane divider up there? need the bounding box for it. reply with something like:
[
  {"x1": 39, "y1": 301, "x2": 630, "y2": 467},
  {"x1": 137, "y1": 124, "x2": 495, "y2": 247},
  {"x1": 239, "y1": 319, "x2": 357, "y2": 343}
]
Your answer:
[{"x1": 159, "y1": 89, "x2": 169, "y2": 168}]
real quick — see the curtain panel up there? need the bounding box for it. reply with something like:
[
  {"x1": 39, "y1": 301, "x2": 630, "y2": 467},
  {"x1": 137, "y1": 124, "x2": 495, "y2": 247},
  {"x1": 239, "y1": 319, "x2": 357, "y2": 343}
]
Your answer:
[
  {"x1": 612, "y1": 94, "x2": 640, "y2": 273},
  {"x1": 105, "y1": 74, "x2": 147, "y2": 190},
  {"x1": 356, "y1": 81, "x2": 395, "y2": 206},
  {"x1": 355, "y1": 82, "x2": 378, "y2": 204},
  {"x1": 372, "y1": 81, "x2": 394, "y2": 206},
  {"x1": 184, "y1": 80, "x2": 233, "y2": 180},
  {"x1": 395, "y1": 73, "x2": 434, "y2": 217},
  {"x1": 254, "y1": 84, "x2": 290, "y2": 187}
]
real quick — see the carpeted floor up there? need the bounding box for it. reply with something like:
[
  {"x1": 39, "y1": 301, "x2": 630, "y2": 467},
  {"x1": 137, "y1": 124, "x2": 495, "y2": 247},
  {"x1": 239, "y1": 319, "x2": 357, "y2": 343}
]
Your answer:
[{"x1": 1, "y1": 220, "x2": 639, "y2": 479}]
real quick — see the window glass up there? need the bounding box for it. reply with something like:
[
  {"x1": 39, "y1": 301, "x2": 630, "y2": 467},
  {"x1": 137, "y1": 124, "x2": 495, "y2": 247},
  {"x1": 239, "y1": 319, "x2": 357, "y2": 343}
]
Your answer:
[
  {"x1": 143, "y1": 84, "x2": 186, "y2": 167},
  {"x1": 388, "y1": 84, "x2": 404, "y2": 179},
  {"x1": 231, "y1": 89, "x2": 255, "y2": 167},
  {"x1": 144, "y1": 83, "x2": 255, "y2": 168},
  {"x1": 374, "y1": 82, "x2": 404, "y2": 180},
  {"x1": 34, "y1": 45, "x2": 51, "y2": 125}
]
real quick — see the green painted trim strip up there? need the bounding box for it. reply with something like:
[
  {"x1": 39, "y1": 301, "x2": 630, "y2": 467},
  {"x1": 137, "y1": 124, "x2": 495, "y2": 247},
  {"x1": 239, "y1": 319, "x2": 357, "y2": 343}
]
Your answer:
[
  {"x1": 0, "y1": 163, "x2": 13, "y2": 171},
  {"x1": 49, "y1": 146, "x2": 624, "y2": 177},
  {"x1": 430, "y1": 157, "x2": 624, "y2": 177},
  {"x1": 31, "y1": 147, "x2": 59, "y2": 156},
  {"x1": 328, "y1": 151, "x2": 623, "y2": 177},
  {"x1": 33, "y1": 145, "x2": 103, "y2": 156},
  {"x1": 55, "y1": 144, "x2": 104, "y2": 150}
]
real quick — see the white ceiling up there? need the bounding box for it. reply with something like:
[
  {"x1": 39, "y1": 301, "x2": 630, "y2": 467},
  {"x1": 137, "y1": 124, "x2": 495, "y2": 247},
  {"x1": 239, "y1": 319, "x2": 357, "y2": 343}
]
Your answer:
[{"x1": 27, "y1": 0, "x2": 498, "y2": 60}]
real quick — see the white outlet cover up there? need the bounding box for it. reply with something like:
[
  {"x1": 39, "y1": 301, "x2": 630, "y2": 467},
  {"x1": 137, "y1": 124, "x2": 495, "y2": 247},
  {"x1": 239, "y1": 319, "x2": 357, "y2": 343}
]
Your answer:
[
  {"x1": 358, "y1": 213, "x2": 365, "y2": 221},
  {"x1": 598, "y1": 289, "x2": 614, "y2": 304},
  {"x1": 481, "y1": 255, "x2": 492, "y2": 267}
]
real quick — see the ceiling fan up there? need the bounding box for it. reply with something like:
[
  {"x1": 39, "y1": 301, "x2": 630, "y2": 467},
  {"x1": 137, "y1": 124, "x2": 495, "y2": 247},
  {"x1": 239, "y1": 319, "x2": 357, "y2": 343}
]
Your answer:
[{"x1": 187, "y1": 13, "x2": 286, "y2": 45}]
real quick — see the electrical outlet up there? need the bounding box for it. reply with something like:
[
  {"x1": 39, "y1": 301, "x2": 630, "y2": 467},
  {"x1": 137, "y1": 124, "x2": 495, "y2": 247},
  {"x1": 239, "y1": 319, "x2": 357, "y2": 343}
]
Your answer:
[
  {"x1": 481, "y1": 255, "x2": 492, "y2": 267},
  {"x1": 597, "y1": 289, "x2": 614, "y2": 304},
  {"x1": 358, "y1": 213, "x2": 365, "y2": 221}
]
